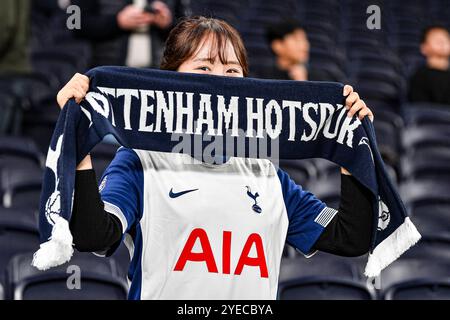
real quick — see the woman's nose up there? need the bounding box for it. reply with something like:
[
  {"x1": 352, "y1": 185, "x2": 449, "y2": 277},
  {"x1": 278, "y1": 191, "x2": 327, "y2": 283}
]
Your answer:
[
  {"x1": 210, "y1": 66, "x2": 226, "y2": 77},
  {"x1": 210, "y1": 70, "x2": 225, "y2": 76}
]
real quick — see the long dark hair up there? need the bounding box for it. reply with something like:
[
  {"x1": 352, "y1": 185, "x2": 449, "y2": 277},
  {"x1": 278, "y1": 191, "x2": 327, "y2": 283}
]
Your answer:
[{"x1": 160, "y1": 16, "x2": 249, "y2": 77}]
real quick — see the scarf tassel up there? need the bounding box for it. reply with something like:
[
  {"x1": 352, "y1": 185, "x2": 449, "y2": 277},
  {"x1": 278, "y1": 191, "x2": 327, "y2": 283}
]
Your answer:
[
  {"x1": 364, "y1": 217, "x2": 421, "y2": 277},
  {"x1": 32, "y1": 216, "x2": 74, "y2": 271}
]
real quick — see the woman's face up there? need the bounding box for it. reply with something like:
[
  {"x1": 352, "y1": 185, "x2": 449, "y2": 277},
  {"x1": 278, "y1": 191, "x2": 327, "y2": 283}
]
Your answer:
[{"x1": 177, "y1": 35, "x2": 244, "y2": 78}]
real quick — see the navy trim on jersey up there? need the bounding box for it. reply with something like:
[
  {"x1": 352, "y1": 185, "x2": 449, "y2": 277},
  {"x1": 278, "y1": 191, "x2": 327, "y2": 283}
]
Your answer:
[
  {"x1": 276, "y1": 168, "x2": 327, "y2": 256},
  {"x1": 128, "y1": 223, "x2": 143, "y2": 300},
  {"x1": 100, "y1": 147, "x2": 144, "y2": 233},
  {"x1": 99, "y1": 147, "x2": 144, "y2": 298}
]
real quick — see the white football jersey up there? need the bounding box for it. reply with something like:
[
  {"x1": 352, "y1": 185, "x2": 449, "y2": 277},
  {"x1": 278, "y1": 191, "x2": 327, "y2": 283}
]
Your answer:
[{"x1": 99, "y1": 148, "x2": 337, "y2": 299}]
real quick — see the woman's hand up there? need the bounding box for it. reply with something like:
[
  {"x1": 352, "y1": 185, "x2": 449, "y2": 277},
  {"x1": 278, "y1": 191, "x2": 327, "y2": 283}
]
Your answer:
[
  {"x1": 341, "y1": 85, "x2": 374, "y2": 176},
  {"x1": 150, "y1": 1, "x2": 173, "y2": 29},
  {"x1": 56, "y1": 73, "x2": 93, "y2": 170},
  {"x1": 343, "y1": 85, "x2": 374, "y2": 122},
  {"x1": 56, "y1": 73, "x2": 90, "y2": 109}
]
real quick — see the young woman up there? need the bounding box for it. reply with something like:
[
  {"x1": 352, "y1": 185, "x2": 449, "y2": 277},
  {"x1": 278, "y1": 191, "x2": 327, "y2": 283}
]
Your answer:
[{"x1": 57, "y1": 16, "x2": 374, "y2": 300}]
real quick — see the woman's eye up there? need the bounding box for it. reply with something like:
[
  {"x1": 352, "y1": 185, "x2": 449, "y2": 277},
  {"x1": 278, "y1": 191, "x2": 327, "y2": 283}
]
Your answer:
[{"x1": 197, "y1": 66, "x2": 210, "y2": 71}]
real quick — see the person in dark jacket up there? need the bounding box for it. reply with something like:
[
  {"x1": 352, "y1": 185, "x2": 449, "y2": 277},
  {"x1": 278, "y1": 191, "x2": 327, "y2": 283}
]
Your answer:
[
  {"x1": 409, "y1": 25, "x2": 450, "y2": 105},
  {"x1": 72, "y1": 0, "x2": 187, "y2": 68}
]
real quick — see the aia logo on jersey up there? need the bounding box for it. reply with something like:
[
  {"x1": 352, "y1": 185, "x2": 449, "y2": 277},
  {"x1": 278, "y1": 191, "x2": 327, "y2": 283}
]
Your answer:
[{"x1": 174, "y1": 228, "x2": 269, "y2": 278}]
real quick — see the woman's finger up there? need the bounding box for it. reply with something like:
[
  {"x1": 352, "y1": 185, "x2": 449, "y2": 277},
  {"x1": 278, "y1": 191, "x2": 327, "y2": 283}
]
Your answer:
[
  {"x1": 71, "y1": 87, "x2": 86, "y2": 103},
  {"x1": 76, "y1": 75, "x2": 89, "y2": 88},
  {"x1": 358, "y1": 108, "x2": 374, "y2": 122},
  {"x1": 347, "y1": 100, "x2": 365, "y2": 118},
  {"x1": 345, "y1": 91, "x2": 360, "y2": 108},
  {"x1": 357, "y1": 107, "x2": 371, "y2": 120},
  {"x1": 75, "y1": 79, "x2": 89, "y2": 92},
  {"x1": 74, "y1": 83, "x2": 88, "y2": 97},
  {"x1": 343, "y1": 85, "x2": 353, "y2": 96}
]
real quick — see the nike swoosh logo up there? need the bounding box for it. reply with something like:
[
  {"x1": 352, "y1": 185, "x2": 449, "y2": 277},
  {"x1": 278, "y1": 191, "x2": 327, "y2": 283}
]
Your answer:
[{"x1": 169, "y1": 188, "x2": 198, "y2": 198}]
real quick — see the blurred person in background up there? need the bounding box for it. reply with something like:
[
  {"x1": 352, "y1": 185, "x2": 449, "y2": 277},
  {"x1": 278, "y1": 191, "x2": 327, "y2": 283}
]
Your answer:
[
  {"x1": 72, "y1": 0, "x2": 185, "y2": 68},
  {"x1": 266, "y1": 20, "x2": 328, "y2": 187},
  {"x1": 408, "y1": 25, "x2": 450, "y2": 105},
  {"x1": 266, "y1": 20, "x2": 319, "y2": 82},
  {"x1": 0, "y1": 0, "x2": 31, "y2": 74}
]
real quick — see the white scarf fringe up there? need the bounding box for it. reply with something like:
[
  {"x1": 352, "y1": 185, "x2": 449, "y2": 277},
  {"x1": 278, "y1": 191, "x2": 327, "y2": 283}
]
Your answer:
[
  {"x1": 32, "y1": 216, "x2": 74, "y2": 271},
  {"x1": 364, "y1": 217, "x2": 422, "y2": 277}
]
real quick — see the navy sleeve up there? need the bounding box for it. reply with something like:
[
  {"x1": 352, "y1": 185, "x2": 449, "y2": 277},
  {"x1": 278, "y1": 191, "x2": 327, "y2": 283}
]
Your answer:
[
  {"x1": 277, "y1": 168, "x2": 336, "y2": 256},
  {"x1": 99, "y1": 147, "x2": 144, "y2": 234}
]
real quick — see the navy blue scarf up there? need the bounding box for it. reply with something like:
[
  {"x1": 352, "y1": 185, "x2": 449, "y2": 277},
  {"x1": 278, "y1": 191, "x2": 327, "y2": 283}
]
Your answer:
[{"x1": 33, "y1": 66, "x2": 421, "y2": 277}]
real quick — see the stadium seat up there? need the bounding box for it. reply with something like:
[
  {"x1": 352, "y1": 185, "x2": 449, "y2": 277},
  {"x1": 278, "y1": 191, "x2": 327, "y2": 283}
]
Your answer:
[
  {"x1": 0, "y1": 137, "x2": 44, "y2": 168},
  {"x1": 409, "y1": 204, "x2": 450, "y2": 240},
  {"x1": 380, "y1": 258, "x2": 450, "y2": 300},
  {"x1": 309, "y1": 62, "x2": 347, "y2": 82},
  {"x1": 372, "y1": 109, "x2": 404, "y2": 132},
  {"x1": 309, "y1": 47, "x2": 346, "y2": 70},
  {"x1": 373, "y1": 121, "x2": 400, "y2": 167},
  {"x1": 1, "y1": 167, "x2": 42, "y2": 209},
  {"x1": 0, "y1": 147, "x2": 43, "y2": 209},
  {"x1": 32, "y1": 53, "x2": 78, "y2": 89},
  {"x1": 21, "y1": 100, "x2": 60, "y2": 154},
  {"x1": 400, "y1": 180, "x2": 450, "y2": 207},
  {"x1": 0, "y1": 92, "x2": 20, "y2": 135},
  {"x1": 308, "y1": 33, "x2": 337, "y2": 48},
  {"x1": 282, "y1": 244, "x2": 299, "y2": 259},
  {"x1": 0, "y1": 209, "x2": 40, "y2": 289},
  {"x1": 6, "y1": 252, "x2": 128, "y2": 300},
  {"x1": 31, "y1": 48, "x2": 84, "y2": 70},
  {"x1": 312, "y1": 158, "x2": 340, "y2": 180},
  {"x1": 107, "y1": 242, "x2": 131, "y2": 280},
  {"x1": 402, "y1": 236, "x2": 450, "y2": 262},
  {"x1": 46, "y1": 42, "x2": 92, "y2": 72},
  {"x1": 305, "y1": 22, "x2": 340, "y2": 43},
  {"x1": 191, "y1": 0, "x2": 242, "y2": 27},
  {"x1": 345, "y1": 38, "x2": 385, "y2": 53},
  {"x1": 0, "y1": 72, "x2": 56, "y2": 110},
  {"x1": 361, "y1": 100, "x2": 399, "y2": 116},
  {"x1": 308, "y1": 159, "x2": 397, "y2": 202},
  {"x1": 402, "y1": 125, "x2": 450, "y2": 151},
  {"x1": 400, "y1": 180, "x2": 450, "y2": 238},
  {"x1": 402, "y1": 103, "x2": 450, "y2": 127},
  {"x1": 401, "y1": 157, "x2": 450, "y2": 181},
  {"x1": 278, "y1": 253, "x2": 375, "y2": 300},
  {"x1": 90, "y1": 142, "x2": 119, "y2": 182},
  {"x1": 278, "y1": 159, "x2": 317, "y2": 187},
  {"x1": 404, "y1": 145, "x2": 450, "y2": 162},
  {"x1": 0, "y1": 206, "x2": 38, "y2": 222},
  {"x1": 353, "y1": 80, "x2": 400, "y2": 103},
  {"x1": 354, "y1": 67, "x2": 405, "y2": 93},
  {"x1": 307, "y1": 177, "x2": 340, "y2": 209}
]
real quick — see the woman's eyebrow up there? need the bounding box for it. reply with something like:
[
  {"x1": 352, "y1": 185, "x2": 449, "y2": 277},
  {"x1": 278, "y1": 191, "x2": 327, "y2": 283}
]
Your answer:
[
  {"x1": 226, "y1": 61, "x2": 241, "y2": 66},
  {"x1": 193, "y1": 57, "x2": 241, "y2": 67},
  {"x1": 192, "y1": 57, "x2": 214, "y2": 63}
]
